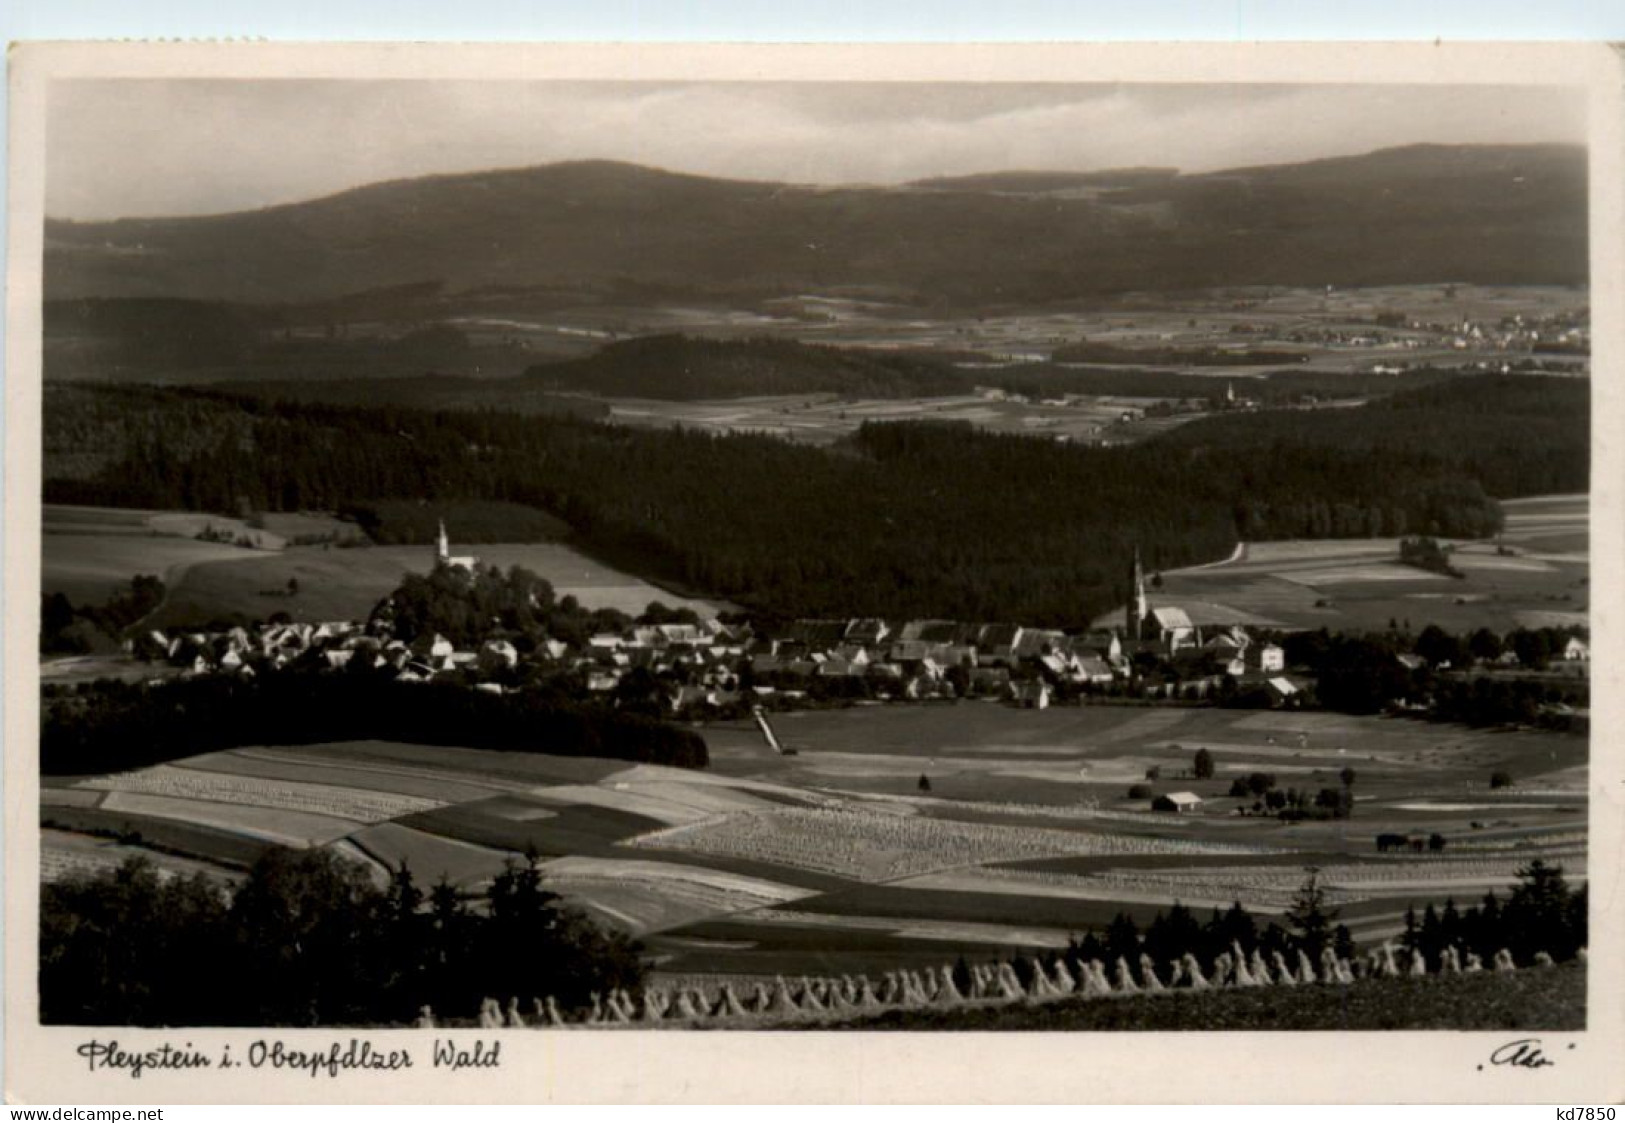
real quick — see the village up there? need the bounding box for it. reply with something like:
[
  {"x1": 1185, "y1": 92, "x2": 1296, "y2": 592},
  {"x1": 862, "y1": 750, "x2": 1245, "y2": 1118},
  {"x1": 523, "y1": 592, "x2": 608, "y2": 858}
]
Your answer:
[{"x1": 119, "y1": 525, "x2": 1586, "y2": 725}]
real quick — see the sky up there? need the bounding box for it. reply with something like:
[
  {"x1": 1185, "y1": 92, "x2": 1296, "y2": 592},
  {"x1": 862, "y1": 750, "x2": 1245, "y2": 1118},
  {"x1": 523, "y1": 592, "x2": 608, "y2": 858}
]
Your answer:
[{"x1": 45, "y1": 79, "x2": 1588, "y2": 221}]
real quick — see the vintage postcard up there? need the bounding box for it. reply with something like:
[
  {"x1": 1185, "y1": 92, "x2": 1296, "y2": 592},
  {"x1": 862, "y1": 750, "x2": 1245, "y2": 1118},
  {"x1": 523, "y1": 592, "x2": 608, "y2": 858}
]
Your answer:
[{"x1": 5, "y1": 41, "x2": 1622, "y2": 1104}]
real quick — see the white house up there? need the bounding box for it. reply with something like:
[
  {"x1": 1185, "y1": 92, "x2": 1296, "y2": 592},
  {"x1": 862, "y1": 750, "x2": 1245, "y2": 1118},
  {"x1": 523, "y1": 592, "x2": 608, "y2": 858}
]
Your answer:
[
  {"x1": 1250, "y1": 643, "x2": 1285, "y2": 674},
  {"x1": 1152, "y1": 791, "x2": 1203, "y2": 814}
]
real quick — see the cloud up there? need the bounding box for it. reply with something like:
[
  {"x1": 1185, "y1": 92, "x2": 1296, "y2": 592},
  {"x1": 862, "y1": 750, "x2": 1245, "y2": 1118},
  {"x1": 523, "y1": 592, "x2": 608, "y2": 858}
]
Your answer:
[{"x1": 45, "y1": 79, "x2": 1586, "y2": 220}]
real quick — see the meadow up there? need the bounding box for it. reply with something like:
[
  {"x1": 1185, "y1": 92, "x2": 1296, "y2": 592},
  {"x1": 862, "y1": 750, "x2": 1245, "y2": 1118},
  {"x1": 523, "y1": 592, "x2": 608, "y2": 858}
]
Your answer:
[
  {"x1": 39, "y1": 695, "x2": 1586, "y2": 986},
  {"x1": 1134, "y1": 494, "x2": 1588, "y2": 634},
  {"x1": 41, "y1": 503, "x2": 722, "y2": 637}
]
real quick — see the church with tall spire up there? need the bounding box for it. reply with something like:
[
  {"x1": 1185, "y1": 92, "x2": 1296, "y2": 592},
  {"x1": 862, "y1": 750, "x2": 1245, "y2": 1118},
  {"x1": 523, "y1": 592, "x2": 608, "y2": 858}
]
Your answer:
[
  {"x1": 1127, "y1": 547, "x2": 1149, "y2": 642},
  {"x1": 433, "y1": 519, "x2": 478, "y2": 573},
  {"x1": 1124, "y1": 545, "x2": 1198, "y2": 654}
]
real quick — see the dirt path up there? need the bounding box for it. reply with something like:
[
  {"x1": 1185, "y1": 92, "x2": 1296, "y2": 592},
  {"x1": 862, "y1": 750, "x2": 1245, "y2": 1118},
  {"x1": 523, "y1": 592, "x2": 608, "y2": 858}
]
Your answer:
[{"x1": 1169, "y1": 541, "x2": 1247, "y2": 574}]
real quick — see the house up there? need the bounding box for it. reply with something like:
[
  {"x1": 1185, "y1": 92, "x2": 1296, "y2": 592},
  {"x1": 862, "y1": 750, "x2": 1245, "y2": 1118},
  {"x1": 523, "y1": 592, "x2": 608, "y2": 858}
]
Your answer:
[
  {"x1": 1265, "y1": 677, "x2": 1301, "y2": 706},
  {"x1": 1073, "y1": 654, "x2": 1116, "y2": 684},
  {"x1": 844, "y1": 618, "x2": 891, "y2": 645},
  {"x1": 788, "y1": 619, "x2": 850, "y2": 650},
  {"x1": 132, "y1": 630, "x2": 171, "y2": 661},
  {"x1": 1014, "y1": 629, "x2": 1067, "y2": 660},
  {"x1": 865, "y1": 662, "x2": 904, "y2": 683},
  {"x1": 629, "y1": 627, "x2": 665, "y2": 649},
  {"x1": 832, "y1": 643, "x2": 872, "y2": 667},
  {"x1": 1037, "y1": 652, "x2": 1070, "y2": 680},
  {"x1": 1205, "y1": 626, "x2": 1250, "y2": 654},
  {"x1": 657, "y1": 624, "x2": 709, "y2": 647},
  {"x1": 977, "y1": 624, "x2": 1024, "y2": 663},
  {"x1": 1147, "y1": 607, "x2": 1199, "y2": 652},
  {"x1": 1152, "y1": 791, "x2": 1203, "y2": 814},
  {"x1": 1563, "y1": 637, "x2": 1589, "y2": 662},
  {"x1": 414, "y1": 634, "x2": 454, "y2": 660},
  {"x1": 898, "y1": 620, "x2": 959, "y2": 644},
  {"x1": 1248, "y1": 643, "x2": 1285, "y2": 674},
  {"x1": 1078, "y1": 630, "x2": 1123, "y2": 662},
  {"x1": 888, "y1": 640, "x2": 934, "y2": 666},
  {"x1": 1396, "y1": 654, "x2": 1426, "y2": 672},
  {"x1": 1010, "y1": 680, "x2": 1051, "y2": 710}
]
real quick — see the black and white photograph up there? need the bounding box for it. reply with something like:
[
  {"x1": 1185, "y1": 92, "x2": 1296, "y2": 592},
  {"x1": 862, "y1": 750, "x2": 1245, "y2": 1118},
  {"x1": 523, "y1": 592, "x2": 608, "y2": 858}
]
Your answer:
[{"x1": 5, "y1": 41, "x2": 1621, "y2": 1105}]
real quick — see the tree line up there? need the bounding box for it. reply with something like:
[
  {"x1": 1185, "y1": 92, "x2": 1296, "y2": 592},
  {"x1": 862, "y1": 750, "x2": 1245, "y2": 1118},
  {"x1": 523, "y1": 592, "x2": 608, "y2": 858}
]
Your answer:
[
  {"x1": 1053, "y1": 859, "x2": 1585, "y2": 991},
  {"x1": 41, "y1": 846, "x2": 643, "y2": 1026},
  {"x1": 43, "y1": 374, "x2": 1582, "y2": 626},
  {"x1": 41, "y1": 671, "x2": 709, "y2": 777},
  {"x1": 40, "y1": 575, "x2": 166, "y2": 654}
]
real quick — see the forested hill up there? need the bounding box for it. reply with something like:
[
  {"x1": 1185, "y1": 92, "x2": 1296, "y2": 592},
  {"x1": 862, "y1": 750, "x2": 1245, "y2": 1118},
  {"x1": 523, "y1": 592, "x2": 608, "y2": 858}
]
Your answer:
[
  {"x1": 46, "y1": 145, "x2": 1586, "y2": 306},
  {"x1": 44, "y1": 374, "x2": 1583, "y2": 625},
  {"x1": 524, "y1": 335, "x2": 966, "y2": 400},
  {"x1": 1158, "y1": 374, "x2": 1590, "y2": 509}
]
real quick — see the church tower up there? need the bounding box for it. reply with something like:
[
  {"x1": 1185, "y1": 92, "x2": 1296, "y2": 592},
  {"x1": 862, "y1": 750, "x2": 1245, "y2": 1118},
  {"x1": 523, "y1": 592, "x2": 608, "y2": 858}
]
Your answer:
[
  {"x1": 435, "y1": 519, "x2": 450, "y2": 569},
  {"x1": 1128, "y1": 547, "x2": 1148, "y2": 642}
]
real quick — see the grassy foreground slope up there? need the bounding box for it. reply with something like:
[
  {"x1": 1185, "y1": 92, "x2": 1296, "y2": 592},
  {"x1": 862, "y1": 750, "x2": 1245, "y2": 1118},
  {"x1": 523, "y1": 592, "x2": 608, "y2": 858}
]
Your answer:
[{"x1": 824, "y1": 967, "x2": 1585, "y2": 1031}]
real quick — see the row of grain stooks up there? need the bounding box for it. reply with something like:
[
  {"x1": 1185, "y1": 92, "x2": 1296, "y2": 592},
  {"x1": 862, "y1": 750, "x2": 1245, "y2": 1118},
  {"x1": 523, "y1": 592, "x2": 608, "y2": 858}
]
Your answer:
[{"x1": 422, "y1": 940, "x2": 1582, "y2": 1029}]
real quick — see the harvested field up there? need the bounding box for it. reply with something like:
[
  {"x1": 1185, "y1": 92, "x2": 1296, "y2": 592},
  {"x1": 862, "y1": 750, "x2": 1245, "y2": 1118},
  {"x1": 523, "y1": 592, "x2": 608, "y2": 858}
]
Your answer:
[
  {"x1": 179, "y1": 748, "x2": 516, "y2": 805},
  {"x1": 772, "y1": 882, "x2": 1169, "y2": 932},
  {"x1": 38, "y1": 805, "x2": 274, "y2": 868},
  {"x1": 527, "y1": 781, "x2": 774, "y2": 827},
  {"x1": 252, "y1": 740, "x2": 630, "y2": 787},
  {"x1": 830, "y1": 966, "x2": 1586, "y2": 1032},
  {"x1": 645, "y1": 916, "x2": 1027, "y2": 980},
  {"x1": 539, "y1": 856, "x2": 817, "y2": 935},
  {"x1": 345, "y1": 821, "x2": 516, "y2": 887},
  {"x1": 96, "y1": 791, "x2": 358, "y2": 847},
  {"x1": 630, "y1": 806, "x2": 1276, "y2": 882},
  {"x1": 78, "y1": 763, "x2": 446, "y2": 823},
  {"x1": 911, "y1": 854, "x2": 1578, "y2": 912},
  {"x1": 747, "y1": 909, "x2": 1076, "y2": 949},
  {"x1": 41, "y1": 828, "x2": 244, "y2": 886}
]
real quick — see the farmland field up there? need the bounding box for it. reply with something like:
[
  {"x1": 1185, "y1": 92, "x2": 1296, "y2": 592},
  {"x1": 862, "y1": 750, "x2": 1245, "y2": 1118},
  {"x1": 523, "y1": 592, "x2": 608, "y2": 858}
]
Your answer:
[
  {"x1": 41, "y1": 503, "x2": 722, "y2": 636},
  {"x1": 1119, "y1": 494, "x2": 1589, "y2": 634},
  {"x1": 829, "y1": 966, "x2": 1586, "y2": 1032},
  {"x1": 607, "y1": 392, "x2": 1197, "y2": 447},
  {"x1": 145, "y1": 542, "x2": 722, "y2": 629},
  {"x1": 39, "y1": 690, "x2": 1587, "y2": 985}
]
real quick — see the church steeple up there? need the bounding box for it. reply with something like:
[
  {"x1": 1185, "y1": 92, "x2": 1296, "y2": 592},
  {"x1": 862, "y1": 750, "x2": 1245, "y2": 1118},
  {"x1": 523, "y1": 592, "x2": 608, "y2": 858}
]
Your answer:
[
  {"x1": 1128, "y1": 546, "x2": 1148, "y2": 641},
  {"x1": 436, "y1": 519, "x2": 450, "y2": 567}
]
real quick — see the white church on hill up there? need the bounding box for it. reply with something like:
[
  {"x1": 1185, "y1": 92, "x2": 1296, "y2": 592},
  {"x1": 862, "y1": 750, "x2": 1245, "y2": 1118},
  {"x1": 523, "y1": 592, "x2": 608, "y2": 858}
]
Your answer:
[{"x1": 433, "y1": 520, "x2": 479, "y2": 573}]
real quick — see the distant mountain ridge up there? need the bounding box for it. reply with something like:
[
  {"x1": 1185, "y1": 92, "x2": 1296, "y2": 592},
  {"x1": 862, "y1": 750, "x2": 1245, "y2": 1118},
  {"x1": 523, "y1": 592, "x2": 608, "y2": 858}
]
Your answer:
[{"x1": 45, "y1": 144, "x2": 1587, "y2": 308}]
